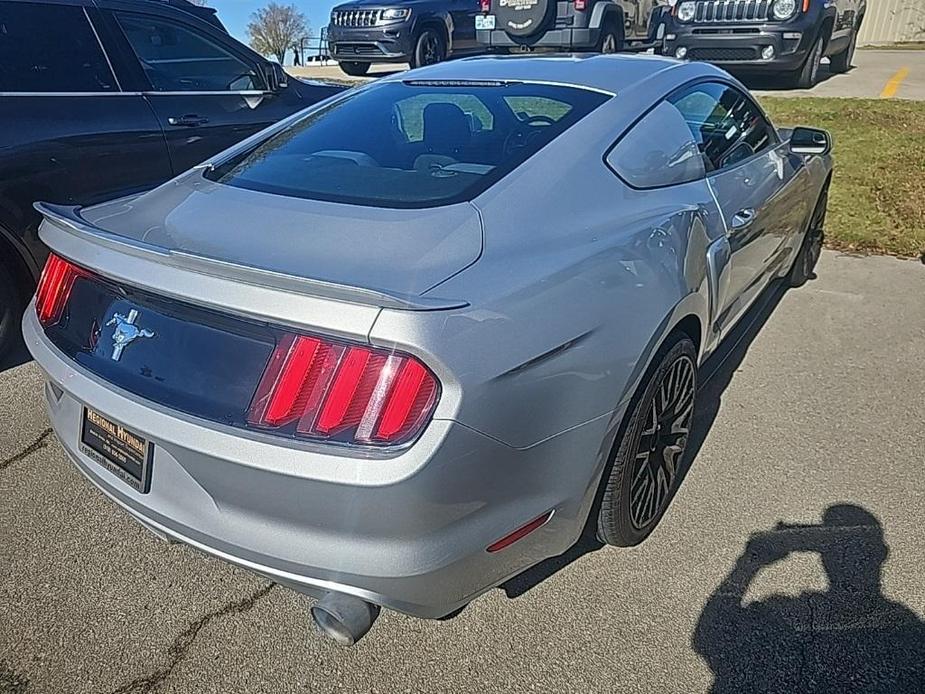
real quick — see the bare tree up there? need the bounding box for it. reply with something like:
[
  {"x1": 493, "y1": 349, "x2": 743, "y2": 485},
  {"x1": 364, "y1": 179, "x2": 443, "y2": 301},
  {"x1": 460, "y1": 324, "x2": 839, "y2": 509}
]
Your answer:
[{"x1": 247, "y1": 3, "x2": 308, "y2": 65}]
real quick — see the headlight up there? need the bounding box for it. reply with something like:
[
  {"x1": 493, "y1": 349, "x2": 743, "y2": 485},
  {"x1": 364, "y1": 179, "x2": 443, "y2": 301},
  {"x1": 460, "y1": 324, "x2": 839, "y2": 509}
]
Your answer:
[
  {"x1": 772, "y1": 0, "x2": 796, "y2": 19},
  {"x1": 677, "y1": 1, "x2": 696, "y2": 22},
  {"x1": 379, "y1": 7, "x2": 411, "y2": 21}
]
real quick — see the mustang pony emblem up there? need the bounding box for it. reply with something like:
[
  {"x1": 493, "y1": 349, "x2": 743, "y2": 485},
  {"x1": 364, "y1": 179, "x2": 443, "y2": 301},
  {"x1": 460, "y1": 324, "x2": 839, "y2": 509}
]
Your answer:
[{"x1": 106, "y1": 309, "x2": 154, "y2": 361}]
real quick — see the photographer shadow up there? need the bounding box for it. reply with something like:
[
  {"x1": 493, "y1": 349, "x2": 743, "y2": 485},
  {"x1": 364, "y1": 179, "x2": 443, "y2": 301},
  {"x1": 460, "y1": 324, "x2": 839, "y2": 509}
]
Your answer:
[{"x1": 694, "y1": 504, "x2": 925, "y2": 693}]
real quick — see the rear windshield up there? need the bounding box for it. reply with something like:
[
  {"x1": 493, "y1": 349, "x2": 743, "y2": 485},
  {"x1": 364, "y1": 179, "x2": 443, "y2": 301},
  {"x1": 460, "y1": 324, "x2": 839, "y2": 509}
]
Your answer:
[{"x1": 205, "y1": 81, "x2": 610, "y2": 208}]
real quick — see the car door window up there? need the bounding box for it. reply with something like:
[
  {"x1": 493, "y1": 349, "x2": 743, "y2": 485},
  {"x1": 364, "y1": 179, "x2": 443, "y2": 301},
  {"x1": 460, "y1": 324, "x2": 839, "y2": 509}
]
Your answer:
[
  {"x1": 114, "y1": 13, "x2": 263, "y2": 92},
  {"x1": 0, "y1": 3, "x2": 117, "y2": 92},
  {"x1": 669, "y1": 82, "x2": 775, "y2": 173}
]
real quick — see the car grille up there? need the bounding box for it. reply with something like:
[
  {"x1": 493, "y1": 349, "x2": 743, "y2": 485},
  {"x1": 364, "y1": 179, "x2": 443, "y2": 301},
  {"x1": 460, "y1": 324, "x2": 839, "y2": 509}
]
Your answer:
[
  {"x1": 331, "y1": 9, "x2": 382, "y2": 27},
  {"x1": 332, "y1": 43, "x2": 385, "y2": 55},
  {"x1": 688, "y1": 47, "x2": 759, "y2": 61},
  {"x1": 691, "y1": 0, "x2": 772, "y2": 22}
]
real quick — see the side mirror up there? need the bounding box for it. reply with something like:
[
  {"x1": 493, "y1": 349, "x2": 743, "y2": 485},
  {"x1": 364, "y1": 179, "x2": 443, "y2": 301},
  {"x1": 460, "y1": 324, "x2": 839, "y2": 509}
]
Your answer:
[
  {"x1": 262, "y1": 61, "x2": 289, "y2": 91},
  {"x1": 789, "y1": 126, "x2": 831, "y2": 156}
]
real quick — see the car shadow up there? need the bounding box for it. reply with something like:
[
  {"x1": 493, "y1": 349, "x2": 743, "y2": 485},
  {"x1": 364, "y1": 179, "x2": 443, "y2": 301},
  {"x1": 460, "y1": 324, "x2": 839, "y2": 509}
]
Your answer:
[
  {"x1": 500, "y1": 280, "x2": 789, "y2": 600},
  {"x1": 737, "y1": 62, "x2": 841, "y2": 92},
  {"x1": 694, "y1": 503, "x2": 925, "y2": 692}
]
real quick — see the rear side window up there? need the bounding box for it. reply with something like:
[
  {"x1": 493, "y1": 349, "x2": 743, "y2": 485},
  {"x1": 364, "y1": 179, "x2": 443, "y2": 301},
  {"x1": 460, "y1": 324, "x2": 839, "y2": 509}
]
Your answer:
[
  {"x1": 606, "y1": 101, "x2": 706, "y2": 189},
  {"x1": 206, "y1": 81, "x2": 610, "y2": 208},
  {"x1": 115, "y1": 13, "x2": 262, "y2": 92},
  {"x1": 0, "y1": 3, "x2": 117, "y2": 92},
  {"x1": 669, "y1": 82, "x2": 775, "y2": 172}
]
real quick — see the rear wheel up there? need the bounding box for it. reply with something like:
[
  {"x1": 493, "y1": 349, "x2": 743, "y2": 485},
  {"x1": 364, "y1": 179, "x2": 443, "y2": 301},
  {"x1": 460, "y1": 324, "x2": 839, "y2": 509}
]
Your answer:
[
  {"x1": 829, "y1": 26, "x2": 857, "y2": 73},
  {"x1": 788, "y1": 187, "x2": 827, "y2": 287},
  {"x1": 339, "y1": 61, "x2": 370, "y2": 77},
  {"x1": 597, "y1": 335, "x2": 697, "y2": 547},
  {"x1": 410, "y1": 28, "x2": 446, "y2": 69},
  {"x1": 596, "y1": 20, "x2": 623, "y2": 54}
]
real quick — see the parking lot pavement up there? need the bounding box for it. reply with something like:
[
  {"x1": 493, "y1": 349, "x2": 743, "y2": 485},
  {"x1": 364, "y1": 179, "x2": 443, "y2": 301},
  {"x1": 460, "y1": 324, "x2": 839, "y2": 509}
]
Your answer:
[
  {"x1": 2, "y1": 250, "x2": 924, "y2": 693},
  {"x1": 292, "y1": 49, "x2": 925, "y2": 100}
]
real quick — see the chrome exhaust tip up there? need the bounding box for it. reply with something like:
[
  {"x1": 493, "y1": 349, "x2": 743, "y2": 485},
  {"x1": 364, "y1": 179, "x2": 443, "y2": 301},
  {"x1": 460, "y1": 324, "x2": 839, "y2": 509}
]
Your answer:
[{"x1": 311, "y1": 592, "x2": 380, "y2": 646}]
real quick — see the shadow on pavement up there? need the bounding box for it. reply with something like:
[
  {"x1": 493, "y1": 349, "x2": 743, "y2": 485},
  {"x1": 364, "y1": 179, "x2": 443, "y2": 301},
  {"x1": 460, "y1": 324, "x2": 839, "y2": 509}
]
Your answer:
[
  {"x1": 737, "y1": 63, "x2": 841, "y2": 92},
  {"x1": 694, "y1": 504, "x2": 925, "y2": 692},
  {"x1": 502, "y1": 279, "x2": 789, "y2": 600}
]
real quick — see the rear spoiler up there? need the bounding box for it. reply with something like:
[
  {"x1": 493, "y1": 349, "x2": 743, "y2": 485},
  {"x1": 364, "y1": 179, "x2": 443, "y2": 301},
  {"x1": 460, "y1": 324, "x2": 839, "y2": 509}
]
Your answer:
[{"x1": 34, "y1": 202, "x2": 469, "y2": 312}]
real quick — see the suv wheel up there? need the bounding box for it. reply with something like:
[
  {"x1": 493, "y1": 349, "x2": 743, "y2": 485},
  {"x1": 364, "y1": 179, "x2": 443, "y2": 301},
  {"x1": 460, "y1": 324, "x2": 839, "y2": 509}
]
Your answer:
[
  {"x1": 792, "y1": 35, "x2": 824, "y2": 89},
  {"x1": 411, "y1": 28, "x2": 446, "y2": 69},
  {"x1": 339, "y1": 61, "x2": 370, "y2": 77},
  {"x1": 597, "y1": 21, "x2": 623, "y2": 54},
  {"x1": 829, "y1": 25, "x2": 857, "y2": 74}
]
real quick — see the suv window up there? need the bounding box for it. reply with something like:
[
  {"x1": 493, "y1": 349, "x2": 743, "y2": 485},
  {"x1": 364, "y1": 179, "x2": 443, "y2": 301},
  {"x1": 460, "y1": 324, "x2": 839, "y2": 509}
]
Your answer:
[
  {"x1": 669, "y1": 82, "x2": 775, "y2": 173},
  {"x1": 0, "y1": 3, "x2": 117, "y2": 92},
  {"x1": 115, "y1": 13, "x2": 262, "y2": 92},
  {"x1": 206, "y1": 81, "x2": 610, "y2": 208}
]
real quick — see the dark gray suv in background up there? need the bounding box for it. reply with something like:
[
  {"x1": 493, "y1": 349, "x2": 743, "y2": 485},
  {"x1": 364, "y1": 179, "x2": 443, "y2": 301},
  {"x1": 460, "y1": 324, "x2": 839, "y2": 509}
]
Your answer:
[
  {"x1": 327, "y1": 0, "x2": 484, "y2": 75},
  {"x1": 476, "y1": 0, "x2": 668, "y2": 54}
]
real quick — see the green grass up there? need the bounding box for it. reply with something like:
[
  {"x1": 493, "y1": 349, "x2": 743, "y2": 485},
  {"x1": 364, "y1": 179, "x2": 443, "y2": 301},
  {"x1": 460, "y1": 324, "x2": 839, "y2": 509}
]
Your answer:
[{"x1": 761, "y1": 97, "x2": 925, "y2": 257}]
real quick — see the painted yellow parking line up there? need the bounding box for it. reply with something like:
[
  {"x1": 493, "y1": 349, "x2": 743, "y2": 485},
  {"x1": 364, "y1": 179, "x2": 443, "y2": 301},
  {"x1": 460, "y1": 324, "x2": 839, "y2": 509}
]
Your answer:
[{"x1": 880, "y1": 67, "x2": 910, "y2": 99}]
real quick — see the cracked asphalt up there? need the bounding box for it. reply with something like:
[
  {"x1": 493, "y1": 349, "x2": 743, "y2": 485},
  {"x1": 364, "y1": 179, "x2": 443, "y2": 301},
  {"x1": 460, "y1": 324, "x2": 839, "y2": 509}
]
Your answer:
[{"x1": 2, "y1": 250, "x2": 924, "y2": 693}]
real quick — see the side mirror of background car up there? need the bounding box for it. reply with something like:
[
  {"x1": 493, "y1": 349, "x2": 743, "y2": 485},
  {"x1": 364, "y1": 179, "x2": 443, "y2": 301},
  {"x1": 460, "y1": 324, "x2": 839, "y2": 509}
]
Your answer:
[
  {"x1": 263, "y1": 62, "x2": 289, "y2": 91},
  {"x1": 790, "y1": 127, "x2": 831, "y2": 156}
]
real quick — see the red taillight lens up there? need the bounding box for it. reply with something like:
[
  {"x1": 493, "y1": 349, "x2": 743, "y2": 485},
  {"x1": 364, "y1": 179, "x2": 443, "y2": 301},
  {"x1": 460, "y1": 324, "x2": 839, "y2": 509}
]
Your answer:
[
  {"x1": 35, "y1": 254, "x2": 90, "y2": 327},
  {"x1": 574, "y1": 0, "x2": 587, "y2": 11},
  {"x1": 479, "y1": 0, "x2": 490, "y2": 12},
  {"x1": 248, "y1": 334, "x2": 439, "y2": 446}
]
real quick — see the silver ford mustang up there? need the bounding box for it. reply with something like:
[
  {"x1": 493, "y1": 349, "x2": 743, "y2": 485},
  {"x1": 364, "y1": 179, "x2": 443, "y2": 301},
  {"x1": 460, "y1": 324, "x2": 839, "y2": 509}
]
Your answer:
[{"x1": 23, "y1": 54, "x2": 832, "y2": 644}]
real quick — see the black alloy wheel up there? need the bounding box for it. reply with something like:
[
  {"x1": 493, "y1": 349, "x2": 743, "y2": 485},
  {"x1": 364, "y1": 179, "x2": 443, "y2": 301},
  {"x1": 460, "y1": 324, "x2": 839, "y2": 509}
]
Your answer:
[
  {"x1": 597, "y1": 335, "x2": 697, "y2": 546},
  {"x1": 412, "y1": 29, "x2": 446, "y2": 68},
  {"x1": 788, "y1": 187, "x2": 827, "y2": 287}
]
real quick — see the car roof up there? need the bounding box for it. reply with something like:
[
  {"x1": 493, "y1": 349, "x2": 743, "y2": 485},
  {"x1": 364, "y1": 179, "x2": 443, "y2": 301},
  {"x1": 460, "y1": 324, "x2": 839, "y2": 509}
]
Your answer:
[{"x1": 382, "y1": 54, "x2": 730, "y2": 95}]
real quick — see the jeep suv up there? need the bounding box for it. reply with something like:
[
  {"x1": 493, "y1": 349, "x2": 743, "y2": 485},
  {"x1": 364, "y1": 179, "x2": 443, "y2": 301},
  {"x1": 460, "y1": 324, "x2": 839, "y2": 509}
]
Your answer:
[
  {"x1": 476, "y1": 0, "x2": 668, "y2": 53},
  {"x1": 0, "y1": 0, "x2": 342, "y2": 358},
  {"x1": 327, "y1": 0, "x2": 486, "y2": 76},
  {"x1": 661, "y1": 0, "x2": 866, "y2": 88}
]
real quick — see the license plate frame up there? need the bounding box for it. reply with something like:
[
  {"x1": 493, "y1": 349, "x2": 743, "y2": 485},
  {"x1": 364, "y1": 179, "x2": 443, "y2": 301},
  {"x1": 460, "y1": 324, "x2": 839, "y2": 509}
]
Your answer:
[
  {"x1": 475, "y1": 14, "x2": 496, "y2": 30},
  {"x1": 80, "y1": 407, "x2": 154, "y2": 494}
]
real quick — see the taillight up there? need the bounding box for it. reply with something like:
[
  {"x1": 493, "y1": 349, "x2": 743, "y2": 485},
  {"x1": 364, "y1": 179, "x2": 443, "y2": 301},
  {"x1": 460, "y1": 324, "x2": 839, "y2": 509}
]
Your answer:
[
  {"x1": 35, "y1": 254, "x2": 91, "y2": 327},
  {"x1": 574, "y1": 0, "x2": 587, "y2": 10},
  {"x1": 248, "y1": 333, "x2": 439, "y2": 446},
  {"x1": 479, "y1": 0, "x2": 490, "y2": 12}
]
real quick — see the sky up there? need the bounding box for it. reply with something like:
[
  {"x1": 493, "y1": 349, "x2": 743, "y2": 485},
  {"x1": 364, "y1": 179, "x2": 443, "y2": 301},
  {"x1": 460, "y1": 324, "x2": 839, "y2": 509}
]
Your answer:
[{"x1": 209, "y1": 0, "x2": 334, "y2": 56}]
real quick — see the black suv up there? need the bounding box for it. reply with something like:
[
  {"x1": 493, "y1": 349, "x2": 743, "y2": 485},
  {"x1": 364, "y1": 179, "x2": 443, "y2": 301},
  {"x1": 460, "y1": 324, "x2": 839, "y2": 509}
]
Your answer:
[
  {"x1": 327, "y1": 0, "x2": 485, "y2": 76},
  {"x1": 476, "y1": 0, "x2": 668, "y2": 53},
  {"x1": 661, "y1": 0, "x2": 866, "y2": 88},
  {"x1": 0, "y1": 0, "x2": 342, "y2": 357}
]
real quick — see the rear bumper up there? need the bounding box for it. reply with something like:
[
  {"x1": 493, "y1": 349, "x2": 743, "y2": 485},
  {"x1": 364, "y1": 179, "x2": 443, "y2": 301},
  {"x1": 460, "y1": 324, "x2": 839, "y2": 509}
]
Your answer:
[
  {"x1": 24, "y1": 307, "x2": 605, "y2": 619},
  {"x1": 663, "y1": 20, "x2": 815, "y2": 71},
  {"x1": 477, "y1": 27, "x2": 599, "y2": 50}
]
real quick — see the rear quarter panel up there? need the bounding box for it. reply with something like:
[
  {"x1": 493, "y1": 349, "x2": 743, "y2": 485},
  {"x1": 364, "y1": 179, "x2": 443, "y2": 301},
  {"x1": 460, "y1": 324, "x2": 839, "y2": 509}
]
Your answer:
[{"x1": 369, "y1": 99, "x2": 721, "y2": 449}]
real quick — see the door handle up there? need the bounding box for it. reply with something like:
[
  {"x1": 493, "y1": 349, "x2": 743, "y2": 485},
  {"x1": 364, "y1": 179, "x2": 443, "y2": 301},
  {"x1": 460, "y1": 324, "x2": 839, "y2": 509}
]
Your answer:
[
  {"x1": 167, "y1": 114, "x2": 209, "y2": 127},
  {"x1": 730, "y1": 208, "x2": 756, "y2": 230}
]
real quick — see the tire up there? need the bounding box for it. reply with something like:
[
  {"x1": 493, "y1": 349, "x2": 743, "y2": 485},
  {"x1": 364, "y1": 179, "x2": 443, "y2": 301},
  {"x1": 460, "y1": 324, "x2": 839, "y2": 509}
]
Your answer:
[
  {"x1": 787, "y1": 186, "x2": 827, "y2": 287},
  {"x1": 339, "y1": 61, "x2": 370, "y2": 77},
  {"x1": 410, "y1": 28, "x2": 446, "y2": 69},
  {"x1": 496, "y1": 0, "x2": 553, "y2": 39},
  {"x1": 0, "y1": 266, "x2": 23, "y2": 361},
  {"x1": 791, "y1": 35, "x2": 824, "y2": 89},
  {"x1": 829, "y1": 26, "x2": 857, "y2": 74},
  {"x1": 597, "y1": 334, "x2": 697, "y2": 547},
  {"x1": 596, "y1": 20, "x2": 623, "y2": 54}
]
